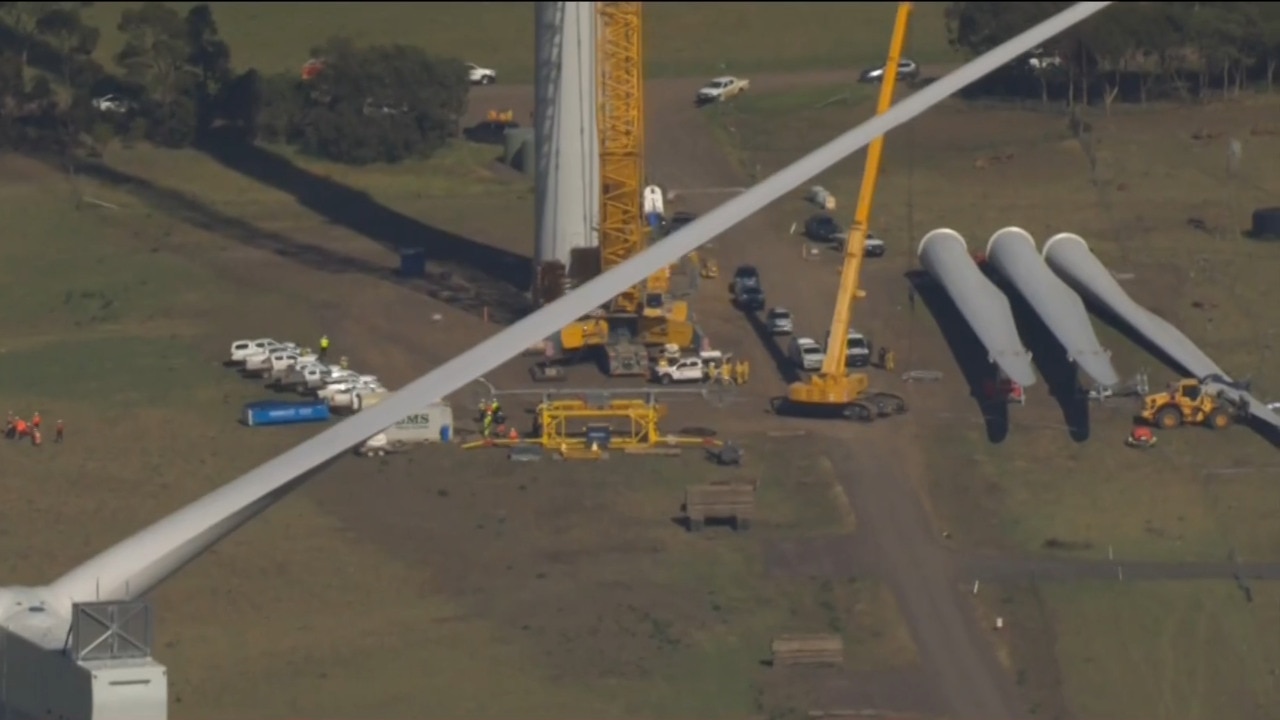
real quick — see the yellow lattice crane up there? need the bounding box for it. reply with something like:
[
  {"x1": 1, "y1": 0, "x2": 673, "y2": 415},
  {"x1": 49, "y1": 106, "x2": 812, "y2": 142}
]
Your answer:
[
  {"x1": 556, "y1": 1, "x2": 696, "y2": 375},
  {"x1": 782, "y1": 2, "x2": 913, "y2": 421}
]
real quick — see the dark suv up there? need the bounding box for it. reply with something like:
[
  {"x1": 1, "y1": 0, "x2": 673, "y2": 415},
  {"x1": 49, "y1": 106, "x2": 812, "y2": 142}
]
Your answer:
[
  {"x1": 730, "y1": 264, "x2": 761, "y2": 295},
  {"x1": 805, "y1": 214, "x2": 847, "y2": 244}
]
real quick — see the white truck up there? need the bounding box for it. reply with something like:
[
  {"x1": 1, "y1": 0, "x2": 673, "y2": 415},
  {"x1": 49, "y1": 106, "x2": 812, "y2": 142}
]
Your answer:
[
  {"x1": 275, "y1": 362, "x2": 342, "y2": 392},
  {"x1": 328, "y1": 387, "x2": 389, "y2": 413},
  {"x1": 652, "y1": 350, "x2": 734, "y2": 385},
  {"x1": 696, "y1": 76, "x2": 750, "y2": 105},
  {"x1": 357, "y1": 402, "x2": 455, "y2": 456},
  {"x1": 316, "y1": 375, "x2": 382, "y2": 402},
  {"x1": 264, "y1": 351, "x2": 320, "y2": 381},
  {"x1": 229, "y1": 338, "x2": 286, "y2": 365},
  {"x1": 467, "y1": 62, "x2": 497, "y2": 85},
  {"x1": 244, "y1": 348, "x2": 311, "y2": 378}
]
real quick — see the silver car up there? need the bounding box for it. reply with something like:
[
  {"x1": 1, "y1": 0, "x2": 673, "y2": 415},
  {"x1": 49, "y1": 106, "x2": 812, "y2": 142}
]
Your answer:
[{"x1": 766, "y1": 307, "x2": 794, "y2": 335}]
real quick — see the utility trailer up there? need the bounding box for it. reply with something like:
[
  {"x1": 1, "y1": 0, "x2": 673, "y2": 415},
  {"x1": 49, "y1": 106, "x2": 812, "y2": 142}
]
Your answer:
[{"x1": 356, "y1": 402, "x2": 455, "y2": 456}]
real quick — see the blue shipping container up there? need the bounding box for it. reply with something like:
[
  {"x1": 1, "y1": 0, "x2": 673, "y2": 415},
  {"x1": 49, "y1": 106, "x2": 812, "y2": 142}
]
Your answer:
[{"x1": 243, "y1": 400, "x2": 332, "y2": 427}]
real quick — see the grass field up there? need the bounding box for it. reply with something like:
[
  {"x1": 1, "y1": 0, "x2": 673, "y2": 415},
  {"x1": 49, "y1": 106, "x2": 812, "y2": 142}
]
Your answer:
[
  {"x1": 0, "y1": 139, "x2": 918, "y2": 717},
  {"x1": 706, "y1": 84, "x2": 1280, "y2": 564},
  {"x1": 974, "y1": 581, "x2": 1280, "y2": 720},
  {"x1": 82, "y1": 2, "x2": 957, "y2": 83}
]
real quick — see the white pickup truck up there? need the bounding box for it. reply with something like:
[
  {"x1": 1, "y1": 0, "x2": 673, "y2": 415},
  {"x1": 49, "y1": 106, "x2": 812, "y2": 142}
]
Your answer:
[
  {"x1": 696, "y1": 76, "x2": 750, "y2": 105},
  {"x1": 229, "y1": 338, "x2": 286, "y2": 365},
  {"x1": 242, "y1": 345, "x2": 302, "y2": 376},
  {"x1": 264, "y1": 351, "x2": 320, "y2": 381},
  {"x1": 275, "y1": 362, "x2": 341, "y2": 392},
  {"x1": 316, "y1": 375, "x2": 383, "y2": 402},
  {"x1": 328, "y1": 386, "x2": 389, "y2": 412}
]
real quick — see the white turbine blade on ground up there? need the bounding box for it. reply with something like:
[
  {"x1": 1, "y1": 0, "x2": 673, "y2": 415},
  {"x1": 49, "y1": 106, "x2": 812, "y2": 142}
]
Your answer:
[{"x1": 48, "y1": 1, "x2": 1115, "y2": 613}]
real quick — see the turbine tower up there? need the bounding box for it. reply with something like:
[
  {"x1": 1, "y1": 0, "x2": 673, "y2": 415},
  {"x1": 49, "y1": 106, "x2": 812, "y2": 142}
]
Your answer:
[{"x1": 533, "y1": 1, "x2": 600, "y2": 305}]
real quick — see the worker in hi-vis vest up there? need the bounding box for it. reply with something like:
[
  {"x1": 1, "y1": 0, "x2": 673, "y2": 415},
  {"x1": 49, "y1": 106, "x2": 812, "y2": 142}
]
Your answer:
[{"x1": 319, "y1": 334, "x2": 331, "y2": 359}]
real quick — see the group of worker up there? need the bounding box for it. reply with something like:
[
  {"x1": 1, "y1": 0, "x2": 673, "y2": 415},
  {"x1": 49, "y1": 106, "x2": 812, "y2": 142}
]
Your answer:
[{"x1": 5, "y1": 411, "x2": 64, "y2": 446}]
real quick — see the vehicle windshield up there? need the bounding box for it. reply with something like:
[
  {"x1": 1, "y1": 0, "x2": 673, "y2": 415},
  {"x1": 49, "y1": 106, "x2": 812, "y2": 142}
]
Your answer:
[{"x1": 770, "y1": 310, "x2": 790, "y2": 319}]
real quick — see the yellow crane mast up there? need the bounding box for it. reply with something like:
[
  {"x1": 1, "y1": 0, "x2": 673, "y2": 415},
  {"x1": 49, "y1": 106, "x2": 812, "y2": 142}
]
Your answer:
[
  {"x1": 597, "y1": 0, "x2": 668, "y2": 314},
  {"x1": 784, "y1": 1, "x2": 913, "y2": 421},
  {"x1": 554, "y1": 1, "x2": 696, "y2": 375}
]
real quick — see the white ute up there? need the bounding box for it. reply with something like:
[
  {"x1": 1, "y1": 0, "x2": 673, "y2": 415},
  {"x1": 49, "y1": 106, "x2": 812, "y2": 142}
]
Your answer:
[
  {"x1": 328, "y1": 384, "x2": 389, "y2": 412},
  {"x1": 696, "y1": 76, "x2": 750, "y2": 104},
  {"x1": 653, "y1": 350, "x2": 732, "y2": 385},
  {"x1": 467, "y1": 62, "x2": 497, "y2": 85},
  {"x1": 315, "y1": 373, "x2": 381, "y2": 401},
  {"x1": 789, "y1": 337, "x2": 826, "y2": 372},
  {"x1": 275, "y1": 362, "x2": 339, "y2": 392},
  {"x1": 241, "y1": 343, "x2": 301, "y2": 376},
  {"x1": 265, "y1": 350, "x2": 320, "y2": 381},
  {"x1": 228, "y1": 338, "x2": 281, "y2": 364}
]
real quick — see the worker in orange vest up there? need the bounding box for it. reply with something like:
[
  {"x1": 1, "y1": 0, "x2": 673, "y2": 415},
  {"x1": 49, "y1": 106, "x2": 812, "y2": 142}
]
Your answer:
[
  {"x1": 55, "y1": 419, "x2": 64, "y2": 443},
  {"x1": 31, "y1": 411, "x2": 41, "y2": 430},
  {"x1": 13, "y1": 418, "x2": 28, "y2": 439}
]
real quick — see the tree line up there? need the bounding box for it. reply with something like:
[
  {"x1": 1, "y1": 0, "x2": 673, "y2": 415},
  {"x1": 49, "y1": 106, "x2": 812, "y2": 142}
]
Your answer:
[
  {"x1": 0, "y1": 1, "x2": 469, "y2": 164},
  {"x1": 949, "y1": 2, "x2": 1280, "y2": 109}
]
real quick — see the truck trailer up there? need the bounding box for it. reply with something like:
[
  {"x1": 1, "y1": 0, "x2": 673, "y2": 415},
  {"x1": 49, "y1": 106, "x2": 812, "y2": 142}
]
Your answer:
[{"x1": 357, "y1": 402, "x2": 454, "y2": 456}]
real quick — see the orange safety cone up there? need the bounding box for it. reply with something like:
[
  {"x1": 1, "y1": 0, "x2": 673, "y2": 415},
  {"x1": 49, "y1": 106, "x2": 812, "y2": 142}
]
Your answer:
[{"x1": 507, "y1": 427, "x2": 519, "y2": 441}]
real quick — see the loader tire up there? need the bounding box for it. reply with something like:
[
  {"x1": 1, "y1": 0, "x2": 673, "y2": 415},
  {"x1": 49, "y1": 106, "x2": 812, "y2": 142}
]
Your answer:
[
  {"x1": 1206, "y1": 408, "x2": 1233, "y2": 430},
  {"x1": 1154, "y1": 406, "x2": 1182, "y2": 429}
]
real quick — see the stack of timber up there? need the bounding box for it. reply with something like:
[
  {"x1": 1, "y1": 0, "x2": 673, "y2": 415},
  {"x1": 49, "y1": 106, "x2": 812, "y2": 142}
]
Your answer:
[
  {"x1": 684, "y1": 480, "x2": 756, "y2": 531},
  {"x1": 770, "y1": 634, "x2": 844, "y2": 667}
]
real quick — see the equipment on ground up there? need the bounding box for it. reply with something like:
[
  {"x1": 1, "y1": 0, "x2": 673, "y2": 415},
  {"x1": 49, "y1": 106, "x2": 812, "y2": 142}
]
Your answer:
[
  {"x1": 781, "y1": 2, "x2": 912, "y2": 422},
  {"x1": 529, "y1": 362, "x2": 568, "y2": 382},
  {"x1": 356, "y1": 403, "x2": 454, "y2": 456},
  {"x1": 1125, "y1": 425, "x2": 1158, "y2": 448},
  {"x1": 242, "y1": 400, "x2": 331, "y2": 427},
  {"x1": 1139, "y1": 378, "x2": 1242, "y2": 430}
]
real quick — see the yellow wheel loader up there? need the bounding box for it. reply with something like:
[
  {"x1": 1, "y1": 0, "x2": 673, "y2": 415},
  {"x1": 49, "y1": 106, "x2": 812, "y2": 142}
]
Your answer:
[{"x1": 1138, "y1": 378, "x2": 1239, "y2": 430}]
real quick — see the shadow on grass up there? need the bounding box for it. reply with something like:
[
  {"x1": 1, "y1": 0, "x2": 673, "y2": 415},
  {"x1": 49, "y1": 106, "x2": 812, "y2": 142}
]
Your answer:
[
  {"x1": 906, "y1": 270, "x2": 1008, "y2": 444},
  {"x1": 995, "y1": 276, "x2": 1090, "y2": 443},
  {"x1": 740, "y1": 305, "x2": 801, "y2": 385},
  {"x1": 55, "y1": 143, "x2": 532, "y2": 324}
]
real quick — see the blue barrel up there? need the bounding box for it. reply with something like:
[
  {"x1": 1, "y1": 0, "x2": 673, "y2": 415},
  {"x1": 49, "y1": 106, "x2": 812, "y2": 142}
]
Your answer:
[
  {"x1": 399, "y1": 250, "x2": 427, "y2": 277},
  {"x1": 243, "y1": 400, "x2": 331, "y2": 427},
  {"x1": 440, "y1": 424, "x2": 451, "y2": 442}
]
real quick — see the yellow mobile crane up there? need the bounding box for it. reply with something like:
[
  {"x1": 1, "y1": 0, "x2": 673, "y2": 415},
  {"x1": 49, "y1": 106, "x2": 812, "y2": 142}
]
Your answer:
[
  {"x1": 783, "y1": 1, "x2": 913, "y2": 421},
  {"x1": 556, "y1": 1, "x2": 697, "y2": 376}
]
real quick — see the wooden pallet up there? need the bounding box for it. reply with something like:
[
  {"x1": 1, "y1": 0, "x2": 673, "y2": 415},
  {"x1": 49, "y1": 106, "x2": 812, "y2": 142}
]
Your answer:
[{"x1": 771, "y1": 634, "x2": 844, "y2": 667}]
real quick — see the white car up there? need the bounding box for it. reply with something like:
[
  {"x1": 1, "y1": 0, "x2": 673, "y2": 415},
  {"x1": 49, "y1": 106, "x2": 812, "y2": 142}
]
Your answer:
[
  {"x1": 766, "y1": 307, "x2": 794, "y2": 335},
  {"x1": 229, "y1": 338, "x2": 282, "y2": 364},
  {"x1": 653, "y1": 356, "x2": 709, "y2": 385},
  {"x1": 91, "y1": 94, "x2": 134, "y2": 114},
  {"x1": 843, "y1": 330, "x2": 872, "y2": 368},
  {"x1": 788, "y1": 337, "x2": 826, "y2": 372},
  {"x1": 467, "y1": 63, "x2": 497, "y2": 85},
  {"x1": 241, "y1": 342, "x2": 299, "y2": 372},
  {"x1": 696, "y1": 76, "x2": 750, "y2": 104}
]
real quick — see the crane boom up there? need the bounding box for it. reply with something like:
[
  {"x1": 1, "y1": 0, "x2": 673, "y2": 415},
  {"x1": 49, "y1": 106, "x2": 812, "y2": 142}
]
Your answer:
[
  {"x1": 821, "y1": 2, "x2": 912, "y2": 377},
  {"x1": 597, "y1": 1, "x2": 668, "y2": 315},
  {"x1": 785, "y1": 1, "x2": 912, "y2": 413}
]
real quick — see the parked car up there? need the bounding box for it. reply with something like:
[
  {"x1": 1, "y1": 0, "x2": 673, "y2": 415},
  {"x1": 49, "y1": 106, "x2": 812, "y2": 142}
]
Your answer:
[
  {"x1": 805, "y1": 213, "x2": 847, "y2": 244},
  {"x1": 735, "y1": 285, "x2": 766, "y2": 311},
  {"x1": 696, "y1": 76, "x2": 750, "y2": 105},
  {"x1": 858, "y1": 58, "x2": 920, "y2": 84},
  {"x1": 467, "y1": 63, "x2": 498, "y2": 85},
  {"x1": 839, "y1": 232, "x2": 887, "y2": 258},
  {"x1": 766, "y1": 307, "x2": 794, "y2": 335},
  {"x1": 843, "y1": 329, "x2": 873, "y2": 368},
  {"x1": 92, "y1": 94, "x2": 134, "y2": 114},
  {"x1": 730, "y1": 264, "x2": 761, "y2": 295},
  {"x1": 788, "y1": 337, "x2": 826, "y2": 372}
]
